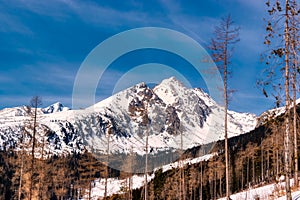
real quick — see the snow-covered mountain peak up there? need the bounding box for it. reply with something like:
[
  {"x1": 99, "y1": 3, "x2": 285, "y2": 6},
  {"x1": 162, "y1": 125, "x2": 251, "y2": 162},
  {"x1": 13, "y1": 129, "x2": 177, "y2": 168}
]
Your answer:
[
  {"x1": 153, "y1": 77, "x2": 189, "y2": 106},
  {"x1": 157, "y1": 76, "x2": 187, "y2": 89},
  {"x1": 42, "y1": 102, "x2": 70, "y2": 114},
  {"x1": 90, "y1": 81, "x2": 158, "y2": 112},
  {"x1": 0, "y1": 77, "x2": 258, "y2": 156},
  {"x1": 86, "y1": 77, "x2": 257, "y2": 149}
]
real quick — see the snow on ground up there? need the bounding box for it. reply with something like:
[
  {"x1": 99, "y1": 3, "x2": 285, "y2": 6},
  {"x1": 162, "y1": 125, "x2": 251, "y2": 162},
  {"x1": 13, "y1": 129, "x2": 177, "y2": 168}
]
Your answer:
[
  {"x1": 218, "y1": 183, "x2": 276, "y2": 200},
  {"x1": 258, "y1": 98, "x2": 300, "y2": 126},
  {"x1": 0, "y1": 77, "x2": 258, "y2": 156},
  {"x1": 87, "y1": 174, "x2": 155, "y2": 199},
  {"x1": 279, "y1": 190, "x2": 300, "y2": 200},
  {"x1": 161, "y1": 153, "x2": 214, "y2": 173},
  {"x1": 89, "y1": 175, "x2": 300, "y2": 200},
  {"x1": 88, "y1": 153, "x2": 214, "y2": 199},
  {"x1": 218, "y1": 178, "x2": 300, "y2": 200}
]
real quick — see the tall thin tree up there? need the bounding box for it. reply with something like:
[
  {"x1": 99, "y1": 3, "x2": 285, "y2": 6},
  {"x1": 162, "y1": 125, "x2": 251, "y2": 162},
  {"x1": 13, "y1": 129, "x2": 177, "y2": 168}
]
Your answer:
[
  {"x1": 104, "y1": 126, "x2": 112, "y2": 198},
  {"x1": 210, "y1": 14, "x2": 240, "y2": 199},
  {"x1": 144, "y1": 101, "x2": 149, "y2": 200},
  {"x1": 27, "y1": 96, "x2": 42, "y2": 200},
  {"x1": 178, "y1": 118, "x2": 185, "y2": 200},
  {"x1": 283, "y1": 1, "x2": 292, "y2": 198},
  {"x1": 263, "y1": 1, "x2": 299, "y2": 198},
  {"x1": 290, "y1": 0, "x2": 299, "y2": 187}
]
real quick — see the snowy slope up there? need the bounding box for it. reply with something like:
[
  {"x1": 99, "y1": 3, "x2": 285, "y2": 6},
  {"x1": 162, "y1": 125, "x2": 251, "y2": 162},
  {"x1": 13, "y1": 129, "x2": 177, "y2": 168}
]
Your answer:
[
  {"x1": 0, "y1": 77, "x2": 257, "y2": 157},
  {"x1": 154, "y1": 77, "x2": 257, "y2": 144},
  {"x1": 0, "y1": 102, "x2": 70, "y2": 117},
  {"x1": 88, "y1": 153, "x2": 214, "y2": 199},
  {"x1": 218, "y1": 178, "x2": 300, "y2": 200},
  {"x1": 257, "y1": 98, "x2": 300, "y2": 126}
]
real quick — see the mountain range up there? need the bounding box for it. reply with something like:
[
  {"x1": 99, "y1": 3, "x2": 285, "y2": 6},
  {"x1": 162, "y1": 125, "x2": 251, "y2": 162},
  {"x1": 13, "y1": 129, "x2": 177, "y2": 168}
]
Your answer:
[{"x1": 0, "y1": 77, "x2": 257, "y2": 157}]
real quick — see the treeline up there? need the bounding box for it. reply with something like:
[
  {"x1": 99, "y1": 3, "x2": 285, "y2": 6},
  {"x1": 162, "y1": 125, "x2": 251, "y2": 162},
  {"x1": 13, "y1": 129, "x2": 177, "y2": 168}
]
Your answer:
[
  {"x1": 0, "y1": 106, "x2": 298, "y2": 200},
  {"x1": 0, "y1": 150, "x2": 120, "y2": 200},
  {"x1": 114, "y1": 105, "x2": 299, "y2": 200}
]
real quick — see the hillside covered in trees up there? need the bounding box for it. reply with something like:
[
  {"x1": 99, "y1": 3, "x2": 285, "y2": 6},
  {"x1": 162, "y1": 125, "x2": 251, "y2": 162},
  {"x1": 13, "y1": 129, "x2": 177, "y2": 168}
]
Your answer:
[{"x1": 0, "y1": 103, "x2": 299, "y2": 199}]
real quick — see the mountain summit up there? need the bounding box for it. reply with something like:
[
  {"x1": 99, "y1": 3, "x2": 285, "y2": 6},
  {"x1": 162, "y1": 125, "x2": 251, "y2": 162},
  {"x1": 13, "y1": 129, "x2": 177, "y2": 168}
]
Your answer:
[
  {"x1": 42, "y1": 102, "x2": 70, "y2": 114},
  {"x1": 0, "y1": 77, "x2": 256, "y2": 155}
]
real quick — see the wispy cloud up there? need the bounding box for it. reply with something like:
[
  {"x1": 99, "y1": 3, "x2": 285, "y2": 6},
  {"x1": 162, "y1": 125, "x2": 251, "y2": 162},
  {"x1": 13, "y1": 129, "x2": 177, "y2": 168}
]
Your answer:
[
  {"x1": 236, "y1": 27, "x2": 265, "y2": 60},
  {"x1": 157, "y1": 0, "x2": 221, "y2": 44},
  {"x1": 23, "y1": 62, "x2": 77, "y2": 88},
  {"x1": 58, "y1": 0, "x2": 164, "y2": 28},
  {"x1": 0, "y1": 0, "x2": 279, "y2": 114},
  {"x1": 12, "y1": 0, "x2": 71, "y2": 20},
  {"x1": 0, "y1": 74, "x2": 13, "y2": 83},
  {"x1": 0, "y1": 11, "x2": 33, "y2": 34},
  {"x1": 233, "y1": 0, "x2": 266, "y2": 11}
]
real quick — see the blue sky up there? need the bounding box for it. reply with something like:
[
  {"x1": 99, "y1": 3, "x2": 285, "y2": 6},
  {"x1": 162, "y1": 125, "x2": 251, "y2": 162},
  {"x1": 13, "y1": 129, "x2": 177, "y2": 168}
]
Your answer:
[{"x1": 0, "y1": 0, "x2": 277, "y2": 115}]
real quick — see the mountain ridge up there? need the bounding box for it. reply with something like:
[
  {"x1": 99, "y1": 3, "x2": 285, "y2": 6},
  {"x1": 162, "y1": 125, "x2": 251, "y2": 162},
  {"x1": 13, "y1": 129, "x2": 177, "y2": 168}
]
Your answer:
[{"x1": 0, "y1": 77, "x2": 256, "y2": 156}]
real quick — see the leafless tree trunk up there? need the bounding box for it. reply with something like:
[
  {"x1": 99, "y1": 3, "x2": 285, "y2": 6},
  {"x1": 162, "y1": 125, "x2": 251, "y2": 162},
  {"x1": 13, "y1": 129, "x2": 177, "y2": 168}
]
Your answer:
[
  {"x1": 28, "y1": 96, "x2": 42, "y2": 200},
  {"x1": 219, "y1": 173, "x2": 222, "y2": 198},
  {"x1": 104, "y1": 127, "x2": 112, "y2": 198},
  {"x1": 200, "y1": 161, "x2": 203, "y2": 200},
  {"x1": 293, "y1": 66, "x2": 298, "y2": 187},
  {"x1": 247, "y1": 156, "x2": 250, "y2": 185},
  {"x1": 180, "y1": 124, "x2": 186, "y2": 200},
  {"x1": 290, "y1": 0, "x2": 299, "y2": 187},
  {"x1": 224, "y1": 68, "x2": 229, "y2": 200},
  {"x1": 144, "y1": 102, "x2": 149, "y2": 200},
  {"x1": 284, "y1": 0, "x2": 292, "y2": 198},
  {"x1": 263, "y1": 0, "x2": 299, "y2": 196},
  {"x1": 261, "y1": 142, "x2": 264, "y2": 182},
  {"x1": 210, "y1": 15, "x2": 239, "y2": 199},
  {"x1": 241, "y1": 165, "x2": 244, "y2": 190},
  {"x1": 252, "y1": 156, "x2": 255, "y2": 184},
  {"x1": 128, "y1": 146, "x2": 133, "y2": 200},
  {"x1": 18, "y1": 147, "x2": 24, "y2": 200}
]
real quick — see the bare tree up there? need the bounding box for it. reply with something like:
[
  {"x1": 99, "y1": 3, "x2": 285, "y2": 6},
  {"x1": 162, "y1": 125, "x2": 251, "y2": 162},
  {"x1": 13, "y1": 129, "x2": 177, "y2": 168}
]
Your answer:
[
  {"x1": 104, "y1": 126, "x2": 113, "y2": 198},
  {"x1": 17, "y1": 148, "x2": 24, "y2": 200},
  {"x1": 26, "y1": 96, "x2": 42, "y2": 200},
  {"x1": 290, "y1": 0, "x2": 299, "y2": 187},
  {"x1": 121, "y1": 146, "x2": 134, "y2": 200},
  {"x1": 200, "y1": 161, "x2": 203, "y2": 200},
  {"x1": 17, "y1": 128, "x2": 30, "y2": 200},
  {"x1": 283, "y1": 1, "x2": 292, "y2": 197},
  {"x1": 144, "y1": 101, "x2": 149, "y2": 200},
  {"x1": 263, "y1": 1, "x2": 299, "y2": 198},
  {"x1": 179, "y1": 120, "x2": 185, "y2": 200},
  {"x1": 210, "y1": 14, "x2": 240, "y2": 199}
]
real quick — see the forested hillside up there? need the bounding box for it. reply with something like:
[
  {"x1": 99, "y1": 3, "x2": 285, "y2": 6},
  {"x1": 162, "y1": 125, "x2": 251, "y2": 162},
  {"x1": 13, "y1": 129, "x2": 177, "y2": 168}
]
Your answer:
[{"x1": 0, "y1": 104, "x2": 298, "y2": 199}]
